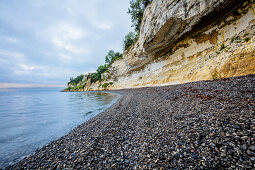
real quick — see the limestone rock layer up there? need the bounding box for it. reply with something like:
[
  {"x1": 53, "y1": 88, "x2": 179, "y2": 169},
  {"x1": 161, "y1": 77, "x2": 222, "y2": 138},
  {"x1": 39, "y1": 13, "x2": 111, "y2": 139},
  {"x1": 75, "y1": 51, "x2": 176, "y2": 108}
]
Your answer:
[{"x1": 91, "y1": 0, "x2": 255, "y2": 90}]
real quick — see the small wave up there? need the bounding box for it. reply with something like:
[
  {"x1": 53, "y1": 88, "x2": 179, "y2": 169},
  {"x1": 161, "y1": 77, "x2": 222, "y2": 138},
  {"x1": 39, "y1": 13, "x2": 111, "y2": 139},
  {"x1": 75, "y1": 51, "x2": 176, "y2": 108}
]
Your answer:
[{"x1": 85, "y1": 111, "x2": 93, "y2": 115}]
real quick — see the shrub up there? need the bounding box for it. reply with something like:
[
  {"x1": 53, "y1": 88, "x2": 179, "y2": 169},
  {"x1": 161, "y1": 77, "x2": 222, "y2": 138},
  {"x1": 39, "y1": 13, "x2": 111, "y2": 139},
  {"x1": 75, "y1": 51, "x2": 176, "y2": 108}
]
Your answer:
[
  {"x1": 220, "y1": 44, "x2": 226, "y2": 51},
  {"x1": 231, "y1": 37, "x2": 235, "y2": 43},
  {"x1": 245, "y1": 37, "x2": 250, "y2": 42},
  {"x1": 212, "y1": 74, "x2": 218, "y2": 80},
  {"x1": 88, "y1": 73, "x2": 100, "y2": 83},
  {"x1": 102, "y1": 83, "x2": 110, "y2": 89},
  {"x1": 97, "y1": 64, "x2": 108, "y2": 75},
  {"x1": 231, "y1": 36, "x2": 240, "y2": 43},
  {"x1": 88, "y1": 64, "x2": 108, "y2": 83},
  {"x1": 244, "y1": 33, "x2": 249, "y2": 37},
  {"x1": 102, "y1": 82, "x2": 114, "y2": 89},
  {"x1": 64, "y1": 87, "x2": 71, "y2": 91},
  {"x1": 73, "y1": 84, "x2": 86, "y2": 90},
  {"x1": 68, "y1": 74, "x2": 84, "y2": 85}
]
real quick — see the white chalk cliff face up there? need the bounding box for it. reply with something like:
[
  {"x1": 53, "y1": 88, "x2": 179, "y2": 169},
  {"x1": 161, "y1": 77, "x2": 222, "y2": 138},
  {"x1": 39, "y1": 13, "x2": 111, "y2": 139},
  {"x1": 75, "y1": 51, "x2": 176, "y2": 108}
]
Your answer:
[{"x1": 91, "y1": 0, "x2": 255, "y2": 90}]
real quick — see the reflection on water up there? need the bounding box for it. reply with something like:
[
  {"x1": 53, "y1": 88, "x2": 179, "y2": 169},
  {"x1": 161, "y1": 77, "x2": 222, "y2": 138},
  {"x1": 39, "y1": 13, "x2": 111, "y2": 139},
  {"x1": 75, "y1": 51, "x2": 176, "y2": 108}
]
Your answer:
[{"x1": 0, "y1": 88, "x2": 118, "y2": 168}]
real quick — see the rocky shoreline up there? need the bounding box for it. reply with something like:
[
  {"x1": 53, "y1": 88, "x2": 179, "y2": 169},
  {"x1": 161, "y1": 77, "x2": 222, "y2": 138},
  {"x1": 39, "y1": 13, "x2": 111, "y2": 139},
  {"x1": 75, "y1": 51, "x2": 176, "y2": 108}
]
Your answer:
[{"x1": 7, "y1": 74, "x2": 255, "y2": 169}]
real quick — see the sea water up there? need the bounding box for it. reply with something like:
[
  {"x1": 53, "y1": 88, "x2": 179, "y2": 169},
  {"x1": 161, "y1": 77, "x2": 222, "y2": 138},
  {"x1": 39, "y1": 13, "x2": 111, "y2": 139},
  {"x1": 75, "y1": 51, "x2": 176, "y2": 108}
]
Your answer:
[{"x1": 0, "y1": 88, "x2": 119, "y2": 168}]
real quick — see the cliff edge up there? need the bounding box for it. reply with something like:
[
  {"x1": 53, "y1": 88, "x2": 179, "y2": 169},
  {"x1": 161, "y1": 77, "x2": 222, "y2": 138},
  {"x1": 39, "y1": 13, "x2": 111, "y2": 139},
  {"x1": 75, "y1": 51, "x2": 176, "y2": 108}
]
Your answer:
[{"x1": 65, "y1": 0, "x2": 255, "y2": 91}]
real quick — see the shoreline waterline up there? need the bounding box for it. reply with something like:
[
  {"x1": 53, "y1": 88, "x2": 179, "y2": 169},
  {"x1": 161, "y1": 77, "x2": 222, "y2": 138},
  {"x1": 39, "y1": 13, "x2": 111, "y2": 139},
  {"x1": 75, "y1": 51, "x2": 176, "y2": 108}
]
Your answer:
[
  {"x1": 7, "y1": 74, "x2": 255, "y2": 169},
  {"x1": 0, "y1": 90, "x2": 120, "y2": 169}
]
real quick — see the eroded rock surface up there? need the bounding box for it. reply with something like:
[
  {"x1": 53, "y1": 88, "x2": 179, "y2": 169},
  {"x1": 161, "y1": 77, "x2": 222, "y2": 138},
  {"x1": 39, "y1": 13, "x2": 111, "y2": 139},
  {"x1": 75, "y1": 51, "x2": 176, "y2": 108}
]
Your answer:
[{"x1": 106, "y1": 0, "x2": 255, "y2": 90}]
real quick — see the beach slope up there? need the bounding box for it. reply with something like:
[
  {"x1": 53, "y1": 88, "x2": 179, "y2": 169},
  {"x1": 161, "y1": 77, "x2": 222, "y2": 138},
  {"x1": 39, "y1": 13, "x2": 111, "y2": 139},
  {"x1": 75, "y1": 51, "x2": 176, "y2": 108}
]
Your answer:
[{"x1": 8, "y1": 74, "x2": 255, "y2": 169}]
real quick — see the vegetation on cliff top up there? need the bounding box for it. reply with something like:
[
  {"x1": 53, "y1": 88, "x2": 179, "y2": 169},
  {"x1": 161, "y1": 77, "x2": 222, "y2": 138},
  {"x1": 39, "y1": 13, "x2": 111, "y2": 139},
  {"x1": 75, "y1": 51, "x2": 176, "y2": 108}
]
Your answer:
[
  {"x1": 128, "y1": 0, "x2": 152, "y2": 33},
  {"x1": 123, "y1": 32, "x2": 138, "y2": 51},
  {"x1": 69, "y1": 75, "x2": 84, "y2": 85},
  {"x1": 123, "y1": 0, "x2": 152, "y2": 50},
  {"x1": 88, "y1": 64, "x2": 108, "y2": 83},
  {"x1": 67, "y1": 52, "x2": 122, "y2": 90},
  {"x1": 67, "y1": 0, "x2": 151, "y2": 90},
  {"x1": 68, "y1": 50, "x2": 123, "y2": 86},
  {"x1": 105, "y1": 50, "x2": 123, "y2": 65}
]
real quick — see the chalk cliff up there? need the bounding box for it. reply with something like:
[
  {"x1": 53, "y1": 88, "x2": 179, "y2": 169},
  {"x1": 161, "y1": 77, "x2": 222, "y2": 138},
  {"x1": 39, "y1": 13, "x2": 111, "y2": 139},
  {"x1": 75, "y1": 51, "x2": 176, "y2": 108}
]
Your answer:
[{"x1": 67, "y1": 0, "x2": 255, "y2": 91}]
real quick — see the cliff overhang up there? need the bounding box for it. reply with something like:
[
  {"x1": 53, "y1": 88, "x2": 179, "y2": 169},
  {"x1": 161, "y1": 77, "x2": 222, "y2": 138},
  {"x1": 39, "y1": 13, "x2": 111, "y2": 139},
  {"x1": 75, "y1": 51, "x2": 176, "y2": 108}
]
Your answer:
[{"x1": 65, "y1": 0, "x2": 255, "y2": 91}]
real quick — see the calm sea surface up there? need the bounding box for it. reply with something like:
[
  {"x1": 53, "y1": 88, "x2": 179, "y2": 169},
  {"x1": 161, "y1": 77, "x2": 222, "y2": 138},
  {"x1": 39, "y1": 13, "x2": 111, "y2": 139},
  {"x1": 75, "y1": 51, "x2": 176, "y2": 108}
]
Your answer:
[{"x1": 0, "y1": 88, "x2": 119, "y2": 168}]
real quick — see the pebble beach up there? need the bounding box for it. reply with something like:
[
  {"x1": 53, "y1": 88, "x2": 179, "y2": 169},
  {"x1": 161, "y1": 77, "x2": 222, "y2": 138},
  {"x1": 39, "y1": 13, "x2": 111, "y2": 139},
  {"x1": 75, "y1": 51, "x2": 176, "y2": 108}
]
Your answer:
[{"x1": 7, "y1": 74, "x2": 255, "y2": 169}]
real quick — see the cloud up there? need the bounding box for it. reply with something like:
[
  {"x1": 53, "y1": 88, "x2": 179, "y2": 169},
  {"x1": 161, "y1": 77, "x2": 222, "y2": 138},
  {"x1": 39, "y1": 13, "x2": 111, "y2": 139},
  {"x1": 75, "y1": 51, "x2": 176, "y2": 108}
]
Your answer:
[
  {"x1": 98, "y1": 22, "x2": 112, "y2": 30},
  {"x1": 60, "y1": 24, "x2": 84, "y2": 40},
  {"x1": 52, "y1": 38, "x2": 85, "y2": 54},
  {"x1": 14, "y1": 64, "x2": 38, "y2": 75},
  {"x1": 0, "y1": 0, "x2": 132, "y2": 85},
  {"x1": 49, "y1": 23, "x2": 85, "y2": 42},
  {"x1": 49, "y1": 23, "x2": 90, "y2": 55},
  {"x1": 58, "y1": 53, "x2": 73, "y2": 61},
  {"x1": 0, "y1": 49, "x2": 24, "y2": 59},
  {"x1": 0, "y1": 36, "x2": 18, "y2": 43},
  {"x1": 19, "y1": 64, "x2": 35, "y2": 71}
]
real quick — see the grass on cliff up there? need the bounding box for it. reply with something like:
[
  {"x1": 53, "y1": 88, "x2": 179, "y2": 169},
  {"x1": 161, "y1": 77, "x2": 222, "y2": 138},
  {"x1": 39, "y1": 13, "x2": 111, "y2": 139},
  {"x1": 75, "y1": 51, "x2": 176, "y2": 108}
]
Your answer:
[{"x1": 102, "y1": 82, "x2": 114, "y2": 89}]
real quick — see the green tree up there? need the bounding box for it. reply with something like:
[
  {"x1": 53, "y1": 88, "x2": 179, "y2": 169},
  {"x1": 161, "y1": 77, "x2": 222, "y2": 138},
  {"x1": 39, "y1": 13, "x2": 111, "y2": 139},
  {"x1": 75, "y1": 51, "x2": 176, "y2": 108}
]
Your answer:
[
  {"x1": 88, "y1": 64, "x2": 109, "y2": 83},
  {"x1": 68, "y1": 74, "x2": 84, "y2": 84},
  {"x1": 105, "y1": 50, "x2": 115, "y2": 64},
  {"x1": 113, "y1": 52, "x2": 123, "y2": 61},
  {"x1": 70, "y1": 77, "x2": 74, "y2": 82},
  {"x1": 105, "y1": 50, "x2": 123, "y2": 65},
  {"x1": 123, "y1": 32, "x2": 137, "y2": 51},
  {"x1": 97, "y1": 64, "x2": 108, "y2": 74},
  {"x1": 88, "y1": 73, "x2": 100, "y2": 83},
  {"x1": 128, "y1": 0, "x2": 152, "y2": 33}
]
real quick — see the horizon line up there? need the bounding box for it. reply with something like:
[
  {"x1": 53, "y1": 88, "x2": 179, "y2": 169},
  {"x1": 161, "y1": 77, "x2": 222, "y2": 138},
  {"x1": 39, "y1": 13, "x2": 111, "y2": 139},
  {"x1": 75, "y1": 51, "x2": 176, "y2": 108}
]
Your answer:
[{"x1": 0, "y1": 83, "x2": 65, "y2": 88}]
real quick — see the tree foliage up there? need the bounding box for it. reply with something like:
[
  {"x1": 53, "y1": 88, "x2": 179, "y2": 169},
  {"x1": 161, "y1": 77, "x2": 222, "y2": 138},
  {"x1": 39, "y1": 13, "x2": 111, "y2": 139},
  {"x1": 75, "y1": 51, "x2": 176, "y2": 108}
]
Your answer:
[
  {"x1": 88, "y1": 73, "x2": 100, "y2": 83},
  {"x1": 105, "y1": 50, "x2": 123, "y2": 65},
  {"x1": 123, "y1": 0, "x2": 152, "y2": 51},
  {"x1": 97, "y1": 64, "x2": 108, "y2": 75},
  {"x1": 88, "y1": 64, "x2": 108, "y2": 83},
  {"x1": 68, "y1": 74, "x2": 84, "y2": 85},
  {"x1": 128, "y1": 0, "x2": 152, "y2": 33},
  {"x1": 123, "y1": 32, "x2": 137, "y2": 51}
]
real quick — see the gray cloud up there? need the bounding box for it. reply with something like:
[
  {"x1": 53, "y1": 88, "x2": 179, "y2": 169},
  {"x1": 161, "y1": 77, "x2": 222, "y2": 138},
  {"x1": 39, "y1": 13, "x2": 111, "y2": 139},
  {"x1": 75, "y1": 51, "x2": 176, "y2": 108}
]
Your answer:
[{"x1": 0, "y1": 0, "x2": 132, "y2": 86}]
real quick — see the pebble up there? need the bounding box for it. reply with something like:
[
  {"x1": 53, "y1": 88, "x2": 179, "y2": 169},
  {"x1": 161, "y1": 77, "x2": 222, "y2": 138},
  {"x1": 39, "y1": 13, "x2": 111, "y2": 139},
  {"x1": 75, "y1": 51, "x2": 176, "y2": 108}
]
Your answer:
[
  {"x1": 6, "y1": 74, "x2": 255, "y2": 169},
  {"x1": 241, "y1": 144, "x2": 247, "y2": 150},
  {"x1": 249, "y1": 145, "x2": 255, "y2": 151}
]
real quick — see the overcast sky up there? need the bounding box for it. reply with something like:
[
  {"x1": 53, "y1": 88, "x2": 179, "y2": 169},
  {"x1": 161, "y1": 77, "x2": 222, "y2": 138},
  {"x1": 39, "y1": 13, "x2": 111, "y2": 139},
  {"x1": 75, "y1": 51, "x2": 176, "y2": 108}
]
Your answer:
[{"x1": 0, "y1": 0, "x2": 132, "y2": 87}]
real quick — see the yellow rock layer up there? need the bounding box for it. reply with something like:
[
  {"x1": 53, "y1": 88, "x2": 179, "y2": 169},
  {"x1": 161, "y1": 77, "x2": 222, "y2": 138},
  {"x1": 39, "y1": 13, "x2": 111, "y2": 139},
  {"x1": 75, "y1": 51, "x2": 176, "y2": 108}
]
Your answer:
[{"x1": 106, "y1": 5, "x2": 255, "y2": 90}]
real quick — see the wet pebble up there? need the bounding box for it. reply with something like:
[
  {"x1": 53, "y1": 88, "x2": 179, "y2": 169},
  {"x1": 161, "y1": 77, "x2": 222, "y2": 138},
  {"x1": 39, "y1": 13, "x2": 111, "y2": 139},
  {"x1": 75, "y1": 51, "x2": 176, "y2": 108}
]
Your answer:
[{"x1": 6, "y1": 74, "x2": 255, "y2": 169}]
